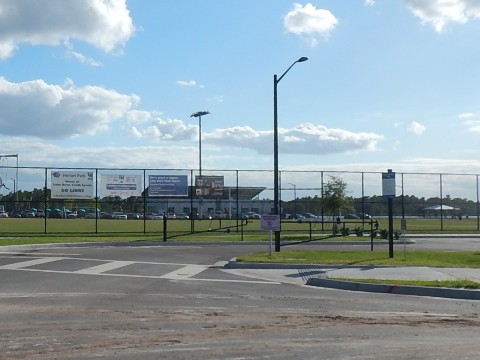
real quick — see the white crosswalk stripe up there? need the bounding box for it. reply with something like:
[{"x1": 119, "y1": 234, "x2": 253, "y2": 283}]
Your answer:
[
  {"x1": 0, "y1": 257, "x2": 64, "y2": 270},
  {"x1": 0, "y1": 256, "x2": 279, "y2": 284},
  {"x1": 73, "y1": 261, "x2": 135, "y2": 274}
]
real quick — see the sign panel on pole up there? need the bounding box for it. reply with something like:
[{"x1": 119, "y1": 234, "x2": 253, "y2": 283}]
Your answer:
[
  {"x1": 382, "y1": 170, "x2": 396, "y2": 199},
  {"x1": 51, "y1": 171, "x2": 94, "y2": 199},
  {"x1": 260, "y1": 214, "x2": 280, "y2": 231}
]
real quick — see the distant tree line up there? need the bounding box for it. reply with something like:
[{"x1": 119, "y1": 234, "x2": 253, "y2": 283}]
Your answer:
[{"x1": 2, "y1": 181, "x2": 479, "y2": 218}]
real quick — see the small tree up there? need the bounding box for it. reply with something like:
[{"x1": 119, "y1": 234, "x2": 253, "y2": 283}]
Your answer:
[{"x1": 322, "y1": 175, "x2": 352, "y2": 217}]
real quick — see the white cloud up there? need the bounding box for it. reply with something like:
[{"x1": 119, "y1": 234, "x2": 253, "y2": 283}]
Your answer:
[
  {"x1": 206, "y1": 123, "x2": 383, "y2": 155},
  {"x1": 458, "y1": 112, "x2": 475, "y2": 118},
  {"x1": 458, "y1": 112, "x2": 480, "y2": 133},
  {"x1": 365, "y1": 0, "x2": 375, "y2": 6},
  {"x1": 284, "y1": 3, "x2": 338, "y2": 46},
  {"x1": 130, "y1": 118, "x2": 198, "y2": 141},
  {"x1": 176, "y1": 80, "x2": 197, "y2": 87},
  {"x1": 0, "y1": 77, "x2": 139, "y2": 138},
  {"x1": 0, "y1": 0, "x2": 135, "y2": 59},
  {"x1": 67, "y1": 50, "x2": 102, "y2": 67},
  {"x1": 407, "y1": 121, "x2": 426, "y2": 135},
  {"x1": 404, "y1": 0, "x2": 480, "y2": 32}
]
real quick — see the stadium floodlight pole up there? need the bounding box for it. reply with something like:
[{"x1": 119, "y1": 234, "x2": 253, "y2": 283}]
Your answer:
[
  {"x1": 190, "y1": 111, "x2": 210, "y2": 176},
  {"x1": 273, "y1": 57, "x2": 308, "y2": 252}
]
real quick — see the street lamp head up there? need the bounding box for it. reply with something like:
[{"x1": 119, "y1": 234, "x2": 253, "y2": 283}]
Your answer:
[
  {"x1": 297, "y1": 56, "x2": 308, "y2": 63},
  {"x1": 190, "y1": 111, "x2": 210, "y2": 118}
]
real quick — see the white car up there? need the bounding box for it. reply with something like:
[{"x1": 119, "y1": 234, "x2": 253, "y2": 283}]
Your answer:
[
  {"x1": 111, "y1": 212, "x2": 128, "y2": 220},
  {"x1": 0, "y1": 211, "x2": 8, "y2": 218}
]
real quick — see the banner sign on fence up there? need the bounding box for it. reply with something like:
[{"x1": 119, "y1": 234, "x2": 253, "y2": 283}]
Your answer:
[
  {"x1": 51, "y1": 171, "x2": 94, "y2": 199},
  {"x1": 148, "y1": 175, "x2": 188, "y2": 196},
  {"x1": 100, "y1": 174, "x2": 142, "y2": 197},
  {"x1": 195, "y1": 176, "x2": 224, "y2": 197}
]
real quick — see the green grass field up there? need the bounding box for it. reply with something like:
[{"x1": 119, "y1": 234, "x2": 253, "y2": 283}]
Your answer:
[{"x1": 0, "y1": 217, "x2": 479, "y2": 247}]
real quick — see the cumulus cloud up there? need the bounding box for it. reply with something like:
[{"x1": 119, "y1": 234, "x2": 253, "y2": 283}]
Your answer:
[
  {"x1": 137, "y1": 118, "x2": 198, "y2": 141},
  {"x1": 206, "y1": 123, "x2": 382, "y2": 155},
  {"x1": 404, "y1": 0, "x2": 480, "y2": 32},
  {"x1": 407, "y1": 121, "x2": 426, "y2": 135},
  {"x1": 0, "y1": 77, "x2": 139, "y2": 138},
  {"x1": 284, "y1": 3, "x2": 338, "y2": 46},
  {"x1": 0, "y1": 0, "x2": 135, "y2": 59}
]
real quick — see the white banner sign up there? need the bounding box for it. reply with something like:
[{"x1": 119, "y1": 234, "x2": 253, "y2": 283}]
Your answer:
[
  {"x1": 100, "y1": 174, "x2": 142, "y2": 197},
  {"x1": 51, "y1": 171, "x2": 94, "y2": 199}
]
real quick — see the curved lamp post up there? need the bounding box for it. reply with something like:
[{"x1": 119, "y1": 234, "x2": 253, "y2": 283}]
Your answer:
[
  {"x1": 274, "y1": 57, "x2": 308, "y2": 252},
  {"x1": 190, "y1": 111, "x2": 210, "y2": 176}
]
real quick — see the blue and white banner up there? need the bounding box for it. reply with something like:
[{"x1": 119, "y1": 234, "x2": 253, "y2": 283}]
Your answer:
[
  {"x1": 148, "y1": 175, "x2": 188, "y2": 196},
  {"x1": 100, "y1": 174, "x2": 142, "y2": 197}
]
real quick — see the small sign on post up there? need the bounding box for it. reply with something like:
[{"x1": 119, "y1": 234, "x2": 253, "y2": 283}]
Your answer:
[{"x1": 261, "y1": 215, "x2": 280, "y2": 255}]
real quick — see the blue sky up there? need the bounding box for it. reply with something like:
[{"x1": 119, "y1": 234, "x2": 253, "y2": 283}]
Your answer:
[{"x1": 1, "y1": 0, "x2": 480, "y2": 181}]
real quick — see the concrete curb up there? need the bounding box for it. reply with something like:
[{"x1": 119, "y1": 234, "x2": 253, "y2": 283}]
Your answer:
[
  {"x1": 225, "y1": 260, "x2": 480, "y2": 300},
  {"x1": 306, "y1": 278, "x2": 480, "y2": 300}
]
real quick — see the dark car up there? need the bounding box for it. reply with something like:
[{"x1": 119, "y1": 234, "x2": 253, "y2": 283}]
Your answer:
[{"x1": 344, "y1": 214, "x2": 360, "y2": 219}]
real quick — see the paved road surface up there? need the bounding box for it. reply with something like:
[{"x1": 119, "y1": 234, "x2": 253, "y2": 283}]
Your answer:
[{"x1": 0, "y1": 239, "x2": 479, "y2": 359}]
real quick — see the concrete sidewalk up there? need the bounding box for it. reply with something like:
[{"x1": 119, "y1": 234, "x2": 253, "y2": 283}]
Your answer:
[{"x1": 224, "y1": 260, "x2": 480, "y2": 300}]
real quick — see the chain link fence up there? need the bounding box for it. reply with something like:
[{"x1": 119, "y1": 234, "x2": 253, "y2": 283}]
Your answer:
[{"x1": 1, "y1": 166, "x2": 479, "y2": 235}]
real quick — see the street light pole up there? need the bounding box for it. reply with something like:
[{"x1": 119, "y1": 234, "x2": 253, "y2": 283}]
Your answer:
[
  {"x1": 288, "y1": 182, "x2": 297, "y2": 214},
  {"x1": 190, "y1": 111, "x2": 210, "y2": 176},
  {"x1": 273, "y1": 57, "x2": 308, "y2": 252},
  {"x1": 9, "y1": 177, "x2": 16, "y2": 210}
]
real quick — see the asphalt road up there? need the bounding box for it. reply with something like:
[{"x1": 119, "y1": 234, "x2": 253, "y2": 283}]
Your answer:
[{"x1": 0, "y1": 239, "x2": 479, "y2": 359}]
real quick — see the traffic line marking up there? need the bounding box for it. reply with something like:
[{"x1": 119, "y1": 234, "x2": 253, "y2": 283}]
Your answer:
[
  {"x1": 73, "y1": 261, "x2": 135, "y2": 274},
  {"x1": 0, "y1": 257, "x2": 64, "y2": 270},
  {"x1": 161, "y1": 265, "x2": 209, "y2": 280}
]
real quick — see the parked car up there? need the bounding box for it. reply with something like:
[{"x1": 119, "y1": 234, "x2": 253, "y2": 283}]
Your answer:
[
  {"x1": 84, "y1": 212, "x2": 98, "y2": 219},
  {"x1": 36, "y1": 210, "x2": 46, "y2": 218},
  {"x1": 356, "y1": 213, "x2": 372, "y2": 219},
  {"x1": 111, "y1": 212, "x2": 127, "y2": 220},
  {"x1": 11, "y1": 210, "x2": 22, "y2": 218},
  {"x1": 0, "y1": 211, "x2": 8, "y2": 218},
  {"x1": 176, "y1": 213, "x2": 190, "y2": 219},
  {"x1": 214, "y1": 211, "x2": 225, "y2": 219},
  {"x1": 66, "y1": 211, "x2": 78, "y2": 219},
  {"x1": 298, "y1": 213, "x2": 318, "y2": 223},
  {"x1": 167, "y1": 213, "x2": 176, "y2": 219},
  {"x1": 21, "y1": 209, "x2": 36, "y2": 218},
  {"x1": 147, "y1": 213, "x2": 163, "y2": 220},
  {"x1": 242, "y1": 212, "x2": 261, "y2": 219},
  {"x1": 99, "y1": 212, "x2": 113, "y2": 219},
  {"x1": 344, "y1": 214, "x2": 360, "y2": 219},
  {"x1": 126, "y1": 213, "x2": 141, "y2": 220}
]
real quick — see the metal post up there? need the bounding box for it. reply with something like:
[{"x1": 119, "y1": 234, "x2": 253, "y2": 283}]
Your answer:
[
  {"x1": 273, "y1": 74, "x2": 280, "y2": 252},
  {"x1": 388, "y1": 197, "x2": 394, "y2": 258},
  {"x1": 273, "y1": 56, "x2": 308, "y2": 252}
]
